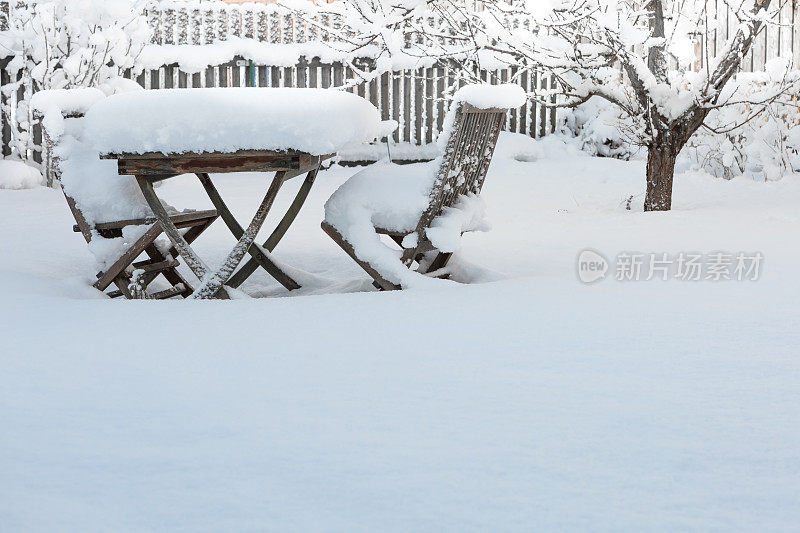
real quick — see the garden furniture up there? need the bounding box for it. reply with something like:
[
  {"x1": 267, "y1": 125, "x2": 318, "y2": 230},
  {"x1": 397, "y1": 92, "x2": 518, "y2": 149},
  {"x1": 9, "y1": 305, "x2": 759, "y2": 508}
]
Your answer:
[
  {"x1": 321, "y1": 84, "x2": 526, "y2": 290},
  {"x1": 86, "y1": 87, "x2": 381, "y2": 298}
]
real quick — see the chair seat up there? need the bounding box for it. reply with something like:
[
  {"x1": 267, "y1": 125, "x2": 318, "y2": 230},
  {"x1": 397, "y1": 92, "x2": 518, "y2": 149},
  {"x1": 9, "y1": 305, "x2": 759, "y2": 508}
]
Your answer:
[
  {"x1": 324, "y1": 160, "x2": 439, "y2": 236},
  {"x1": 74, "y1": 209, "x2": 219, "y2": 233},
  {"x1": 321, "y1": 84, "x2": 521, "y2": 290}
]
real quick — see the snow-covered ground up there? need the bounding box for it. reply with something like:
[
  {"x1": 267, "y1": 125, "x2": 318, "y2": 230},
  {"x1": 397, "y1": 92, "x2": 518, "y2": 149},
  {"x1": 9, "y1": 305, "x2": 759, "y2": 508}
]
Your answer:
[{"x1": 2, "y1": 135, "x2": 799, "y2": 531}]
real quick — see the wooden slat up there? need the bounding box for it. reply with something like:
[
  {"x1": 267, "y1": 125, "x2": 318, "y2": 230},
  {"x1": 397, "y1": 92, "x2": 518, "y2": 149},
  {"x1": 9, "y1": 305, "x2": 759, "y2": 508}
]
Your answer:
[
  {"x1": 520, "y1": 68, "x2": 529, "y2": 136},
  {"x1": 381, "y1": 71, "x2": 390, "y2": 123},
  {"x1": 392, "y1": 71, "x2": 401, "y2": 143},
  {"x1": 164, "y1": 65, "x2": 174, "y2": 89},
  {"x1": 549, "y1": 73, "x2": 557, "y2": 135},
  {"x1": 539, "y1": 70, "x2": 548, "y2": 138},
  {"x1": 150, "y1": 285, "x2": 188, "y2": 300},
  {"x1": 131, "y1": 258, "x2": 180, "y2": 273},
  {"x1": 297, "y1": 58, "x2": 307, "y2": 88},
  {"x1": 110, "y1": 151, "x2": 314, "y2": 177},
  {"x1": 425, "y1": 67, "x2": 434, "y2": 145},
  {"x1": 92, "y1": 209, "x2": 219, "y2": 231},
  {"x1": 414, "y1": 67, "x2": 423, "y2": 145},
  {"x1": 403, "y1": 69, "x2": 412, "y2": 144},
  {"x1": 436, "y1": 65, "x2": 445, "y2": 141}
]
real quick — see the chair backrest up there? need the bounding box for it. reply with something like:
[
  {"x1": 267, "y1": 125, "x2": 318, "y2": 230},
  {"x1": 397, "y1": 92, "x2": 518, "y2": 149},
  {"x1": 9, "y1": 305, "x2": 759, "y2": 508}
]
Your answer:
[
  {"x1": 412, "y1": 100, "x2": 508, "y2": 240},
  {"x1": 34, "y1": 107, "x2": 94, "y2": 242},
  {"x1": 33, "y1": 88, "x2": 151, "y2": 241}
]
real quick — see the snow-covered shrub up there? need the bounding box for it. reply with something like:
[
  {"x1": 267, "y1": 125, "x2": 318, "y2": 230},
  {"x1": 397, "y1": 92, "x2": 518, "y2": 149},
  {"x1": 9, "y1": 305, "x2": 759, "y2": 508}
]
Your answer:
[
  {"x1": 682, "y1": 66, "x2": 800, "y2": 181},
  {"x1": 561, "y1": 68, "x2": 800, "y2": 182},
  {"x1": 560, "y1": 97, "x2": 638, "y2": 160},
  {"x1": 0, "y1": 159, "x2": 42, "y2": 189},
  {"x1": 0, "y1": 0, "x2": 150, "y2": 164}
]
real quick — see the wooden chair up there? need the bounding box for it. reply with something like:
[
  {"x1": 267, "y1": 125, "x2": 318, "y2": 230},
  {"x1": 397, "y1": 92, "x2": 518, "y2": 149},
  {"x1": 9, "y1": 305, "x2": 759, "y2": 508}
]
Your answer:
[
  {"x1": 322, "y1": 96, "x2": 511, "y2": 290},
  {"x1": 39, "y1": 106, "x2": 219, "y2": 299}
]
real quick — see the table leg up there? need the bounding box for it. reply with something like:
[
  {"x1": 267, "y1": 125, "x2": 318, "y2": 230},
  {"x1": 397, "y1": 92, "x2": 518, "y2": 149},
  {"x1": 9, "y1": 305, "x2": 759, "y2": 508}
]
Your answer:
[
  {"x1": 226, "y1": 167, "x2": 320, "y2": 289},
  {"x1": 136, "y1": 177, "x2": 223, "y2": 297},
  {"x1": 196, "y1": 172, "x2": 301, "y2": 291},
  {"x1": 190, "y1": 171, "x2": 285, "y2": 299}
]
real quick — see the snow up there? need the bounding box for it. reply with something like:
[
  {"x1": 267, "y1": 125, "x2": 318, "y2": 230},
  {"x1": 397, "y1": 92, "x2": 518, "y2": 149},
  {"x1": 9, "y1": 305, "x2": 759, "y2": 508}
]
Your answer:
[
  {"x1": 84, "y1": 88, "x2": 382, "y2": 156},
  {"x1": 338, "y1": 141, "x2": 439, "y2": 162},
  {"x1": 684, "y1": 70, "x2": 800, "y2": 180},
  {"x1": 323, "y1": 159, "x2": 441, "y2": 287},
  {"x1": 562, "y1": 96, "x2": 638, "y2": 159},
  {"x1": 1, "y1": 132, "x2": 800, "y2": 530},
  {"x1": 425, "y1": 193, "x2": 490, "y2": 252},
  {"x1": 438, "y1": 84, "x2": 526, "y2": 153},
  {"x1": 95, "y1": 77, "x2": 146, "y2": 96},
  {"x1": 30, "y1": 87, "x2": 160, "y2": 231},
  {"x1": 30, "y1": 88, "x2": 106, "y2": 119},
  {"x1": 31, "y1": 88, "x2": 106, "y2": 140},
  {"x1": 0, "y1": 160, "x2": 42, "y2": 189},
  {"x1": 450, "y1": 83, "x2": 527, "y2": 110},
  {"x1": 43, "y1": 100, "x2": 174, "y2": 270},
  {"x1": 324, "y1": 169, "x2": 490, "y2": 285},
  {"x1": 137, "y1": 38, "x2": 360, "y2": 73},
  {"x1": 1, "y1": 0, "x2": 149, "y2": 161},
  {"x1": 56, "y1": 118, "x2": 152, "y2": 225},
  {"x1": 326, "y1": 160, "x2": 435, "y2": 235}
]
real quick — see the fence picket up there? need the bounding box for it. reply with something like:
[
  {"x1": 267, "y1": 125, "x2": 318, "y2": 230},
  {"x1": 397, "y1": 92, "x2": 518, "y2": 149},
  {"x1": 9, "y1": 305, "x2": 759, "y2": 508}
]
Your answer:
[{"x1": 1, "y1": 58, "x2": 11, "y2": 157}]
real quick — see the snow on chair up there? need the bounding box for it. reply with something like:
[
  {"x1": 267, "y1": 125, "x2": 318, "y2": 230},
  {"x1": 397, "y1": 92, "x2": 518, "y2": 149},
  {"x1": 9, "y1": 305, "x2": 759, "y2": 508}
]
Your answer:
[
  {"x1": 33, "y1": 88, "x2": 219, "y2": 299},
  {"x1": 322, "y1": 84, "x2": 526, "y2": 290}
]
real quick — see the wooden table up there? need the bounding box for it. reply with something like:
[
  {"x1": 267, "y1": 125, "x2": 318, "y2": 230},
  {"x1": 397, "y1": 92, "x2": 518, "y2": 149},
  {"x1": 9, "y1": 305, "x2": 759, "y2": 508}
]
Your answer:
[{"x1": 104, "y1": 149, "x2": 333, "y2": 299}]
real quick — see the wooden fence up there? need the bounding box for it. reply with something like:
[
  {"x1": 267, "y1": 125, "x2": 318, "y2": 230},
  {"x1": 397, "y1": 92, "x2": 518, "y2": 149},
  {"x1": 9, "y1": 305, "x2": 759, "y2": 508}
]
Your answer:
[
  {"x1": 1, "y1": 56, "x2": 558, "y2": 162},
  {"x1": 697, "y1": 0, "x2": 800, "y2": 73}
]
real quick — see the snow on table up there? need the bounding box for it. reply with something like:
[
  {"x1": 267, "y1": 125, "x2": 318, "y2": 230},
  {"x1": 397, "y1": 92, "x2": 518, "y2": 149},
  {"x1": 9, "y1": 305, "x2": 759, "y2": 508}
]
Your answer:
[
  {"x1": 31, "y1": 88, "x2": 107, "y2": 141},
  {"x1": 31, "y1": 82, "x2": 142, "y2": 140},
  {"x1": 30, "y1": 88, "x2": 106, "y2": 119},
  {"x1": 84, "y1": 88, "x2": 382, "y2": 156}
]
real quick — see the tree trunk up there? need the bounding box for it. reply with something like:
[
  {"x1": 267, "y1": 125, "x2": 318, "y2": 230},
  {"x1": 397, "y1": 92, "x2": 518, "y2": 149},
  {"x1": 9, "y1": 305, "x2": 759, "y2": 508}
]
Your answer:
[{"x1": 644, "y1": 139, "x2": 679, "y2": 211}]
